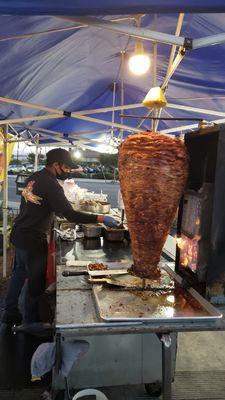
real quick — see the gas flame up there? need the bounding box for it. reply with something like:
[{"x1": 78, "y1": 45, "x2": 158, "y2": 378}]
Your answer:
[
  {"x1": 165, "y1": 307, "x2": 174, "y2": 318},
  {"x1": 167, "y1": 295, "x2": 175, "y2": 304},
  {"x1": 179, "y1": 235, "x2": 198, "y2": 272},
  {"x1": 182, "y1": 257, "x2": 189, "y2": 267},
  {"x1": 176, "y1": 236, "x2": 187, "y2": 250},
  {"x1": 194, "y1": 234, "x2": 201, "y2": 242}
]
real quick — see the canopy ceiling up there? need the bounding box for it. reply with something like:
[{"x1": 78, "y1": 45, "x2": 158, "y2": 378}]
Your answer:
[
  {"x1": 1, "y1": 1, "x2": 225, "y2": 15},
  {"x1": 0, "y1": 4, "x2": 225, "y2": 150}
]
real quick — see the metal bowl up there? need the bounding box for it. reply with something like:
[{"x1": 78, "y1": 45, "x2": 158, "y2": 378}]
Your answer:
[{"x1": 82, "y1": 223, "x2": 103, "y2": 238}]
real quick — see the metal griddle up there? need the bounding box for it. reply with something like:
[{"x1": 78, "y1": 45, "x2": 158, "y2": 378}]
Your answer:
[
  {"x1": 62, "y1": 261, "x2": 129, "y2": 278},
  {"x1": 88, "y1": 270, "x2": 173, "y2": 290},
  {"x1": 63, "y1": 261, "x2": 173, "y2": 290},
  {"x1": 92, "y1": 264, "x2": 222, "y2": 322}
]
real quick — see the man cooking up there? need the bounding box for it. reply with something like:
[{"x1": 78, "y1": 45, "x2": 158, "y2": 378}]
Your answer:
[{"x1": 2, "y1": 148, "x2": 118, "y2": 326}]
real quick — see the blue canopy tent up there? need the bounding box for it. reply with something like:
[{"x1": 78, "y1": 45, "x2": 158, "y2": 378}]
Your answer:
[
  {"x1": 0, "y1": 11, "x2": 224, "y2": 147},
  {"x1": 1, "y1": 1, "x2": 225, "y2": 15},
  {"x1": 1, "y1": 2, "x2": 225, "y2": 275}
]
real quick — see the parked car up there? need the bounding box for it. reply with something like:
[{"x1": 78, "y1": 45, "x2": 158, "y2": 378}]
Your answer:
[{"x1": 8, "y1": 165, "x2": 26, "y2": 174}]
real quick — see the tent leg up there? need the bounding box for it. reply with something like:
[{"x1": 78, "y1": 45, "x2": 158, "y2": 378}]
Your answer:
[
  {"x1": 34, "y1": 135, "x2": 39, "y2": 172},
  {"x1": 2, "y1": 125, "x2": 8, "y2": 278}
]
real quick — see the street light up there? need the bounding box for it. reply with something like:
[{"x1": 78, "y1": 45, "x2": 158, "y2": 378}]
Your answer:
[{"x1": 73, "y1": 148, "x2": 81, "y2": 159}]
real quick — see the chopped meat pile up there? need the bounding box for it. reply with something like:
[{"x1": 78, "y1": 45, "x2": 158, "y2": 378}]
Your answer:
[
  {"x1": 118, "y1": 131, "x2": 188, "y2": 279},
  {"x1": 88, "y1": 263, "x2": 108, "y2": 271}
]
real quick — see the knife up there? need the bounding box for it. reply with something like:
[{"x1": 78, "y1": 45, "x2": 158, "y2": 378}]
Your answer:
[{"x1": 62, "y1": 269, "x2": 128, "y2": 277}]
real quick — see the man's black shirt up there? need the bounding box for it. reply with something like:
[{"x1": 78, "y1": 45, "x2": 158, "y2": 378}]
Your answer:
[{"x1": 11, "y1": 168, "x2": 97, "y2": 249}]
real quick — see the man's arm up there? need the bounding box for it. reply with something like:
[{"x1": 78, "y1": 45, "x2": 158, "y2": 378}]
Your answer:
[
  {"x1": 45, "y1": 178, "x2": 118, "y2": 226},
  {"x1": 45, "y1": 179, "x2": 98, "y2": 224}
]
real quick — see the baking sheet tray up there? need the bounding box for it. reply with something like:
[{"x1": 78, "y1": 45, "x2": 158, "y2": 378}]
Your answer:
[{"x1": 93, "y1": 264, "x2": 222, "y2": 322}]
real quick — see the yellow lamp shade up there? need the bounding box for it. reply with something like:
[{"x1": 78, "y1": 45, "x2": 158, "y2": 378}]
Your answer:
[{"x1": 142, "y1": 86, "x2": 167, "y2": 108}]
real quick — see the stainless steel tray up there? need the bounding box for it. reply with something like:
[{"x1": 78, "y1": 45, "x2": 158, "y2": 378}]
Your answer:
[
  {"x1": 103, "y1": 226, "x2": 125, "y2": 242},
  {"x1": 93, "y1": 264, "x2": 222, "y2": 322},
  {"x1": 82, "y1": 223, "x2": 102, "y2": 238}
]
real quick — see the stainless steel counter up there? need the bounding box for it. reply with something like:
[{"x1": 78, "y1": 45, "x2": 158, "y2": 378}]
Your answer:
[{"x1": 54, "y1": 237, "x2": 224, "y2": 400}]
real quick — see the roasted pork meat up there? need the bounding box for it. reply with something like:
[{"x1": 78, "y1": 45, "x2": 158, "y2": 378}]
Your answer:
[{"x1": 118, "y1": 132, "x2": 188, "y2": 278}]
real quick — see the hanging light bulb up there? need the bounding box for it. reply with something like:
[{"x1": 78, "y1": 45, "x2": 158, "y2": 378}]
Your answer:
[{"x1": 128, "y1": 41, "x2": 151, "y2": 76}]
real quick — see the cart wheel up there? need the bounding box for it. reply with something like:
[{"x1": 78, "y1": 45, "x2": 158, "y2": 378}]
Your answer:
[
  {"x1": 40, "y1": 390, "x2": 64, "y2": 400},
  {"x1": 145, "y1": 382, "x2": 162, "y2": 397},
  {"x1": 40, "y1": 391, "x2": 52, "y2": 400}
]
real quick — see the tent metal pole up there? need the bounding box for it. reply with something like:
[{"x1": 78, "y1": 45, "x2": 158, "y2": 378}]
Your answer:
[
  {"x1": 0, "y1": 97, "x2": 144, "y2": 133},
  {"x1": 167, "y1": 103, "x2": 225, "y2": 117},
  {"x1": 34, "y1": 136, "x2": 39, "y2": 172},
  {"x1": 136, "y1": 14, "x2": 185, "y2": 131},
  {"x1": 120, "y1": 50, "x2": 125, "y2": 139},
  {"x1": 7, "y1": 134, "x2": 102, "y2": 145},
  {"x1": 0, "y1": 96, "x2": 64, "y2": 114},
  {"x1": 161, "y1": 49, "x2": 186, "y2": 90},
  {"x1": 164, "y1": 14, "x2": 184, "y2": 85},
  {"x1": 0, "y1": 113, "x2": 64, "y2": 125},
  {"x1": 43, "y1": 142, "x2": 118, "y2": 153},
  {"x1": 111, "y1": 82, "x2": 117, "y2": 137},
  {"x1": 155, "y1": 13, "x2": 184, "y2": 131},
  {"x1": 160, "y1": 117, "x2": 225, "y2": 135},
  {"x1": 14, "y1": 125, "x2": 111, "y2": 137},
  {"x1": 2, "y1": 125, "x2": 8, "y2": 278},
  {"x1": 1, "y1": 94, "x2": 225, "y2": 132},
  {"x1": 67, "y1": 113, "x2": 145, "y2": 133},
  {"x1": 3, "y1": 95, "x2": 225, "y2": 137},
  {"x1": 152, "y1": 14, "x2": 158, "y2": 131},
  {"x1": 29, "y1": 132, "x2": 106, "y2": 145},
  {"x1": 71, "y1": 99, "x2": 225, "y2": 117},
  {"x1": 0, "y1": 16, "x2": 136, "y2": 44},
  {"x1": 7, "y1": 138, "x2": 38, "y2": 144},
  {"x1": 60, "y1": 15, "x2": 186, "y2": 47},
  {"x1": 0, "y1": 96, "x2": 143, "y2": 115},
  {"x1": 78, "y1": 103, "x2": 143, "y2": 115},
  {"x1": 193, "y1": 33, "x2": 225, "y2": 49}
]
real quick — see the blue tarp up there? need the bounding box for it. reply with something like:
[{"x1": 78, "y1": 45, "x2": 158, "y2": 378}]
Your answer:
[
  {"x1": 1, "y1": 1, "x2": 225, "y2": 15},
  {"x1": 0, "y1": 6, "x2": 225, "y2": 146}
]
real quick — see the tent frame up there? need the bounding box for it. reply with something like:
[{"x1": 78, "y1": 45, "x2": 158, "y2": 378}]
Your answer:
[{"x1": 2, "y1": 11, "x2": 225, "y2": 277}]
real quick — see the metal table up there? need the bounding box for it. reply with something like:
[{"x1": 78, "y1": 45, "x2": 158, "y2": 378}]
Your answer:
[{"x1": 54, "y1": 238, "x2": 224, "y2": 400}]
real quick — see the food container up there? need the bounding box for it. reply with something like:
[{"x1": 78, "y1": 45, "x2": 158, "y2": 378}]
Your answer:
[
  {"x1": 96, "y1": 202, "x2": 111, "y2": 214},
  {"x1": 80, "y1": 201, "x2": 111, "y2": 214},
  {"x1": 103, "y1": 226, "x2": 126, "y2": 242},
  {"x1": 82, "y1": 224, "x2": 102, "y2": 238},
  {"x1": 80, "y1": 202, "x2": 98, "y2": 213},
  {"x1": 59, "y1": 222, "x2": 76, "y2": 230}
]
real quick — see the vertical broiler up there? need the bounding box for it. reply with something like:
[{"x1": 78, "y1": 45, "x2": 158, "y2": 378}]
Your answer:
[
  {"x1": 119, "y1": 131, "x2": 188, "y2": 279},
  {"x1": 175, "y1": 124, "x2": 225, "y2": 303}
]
